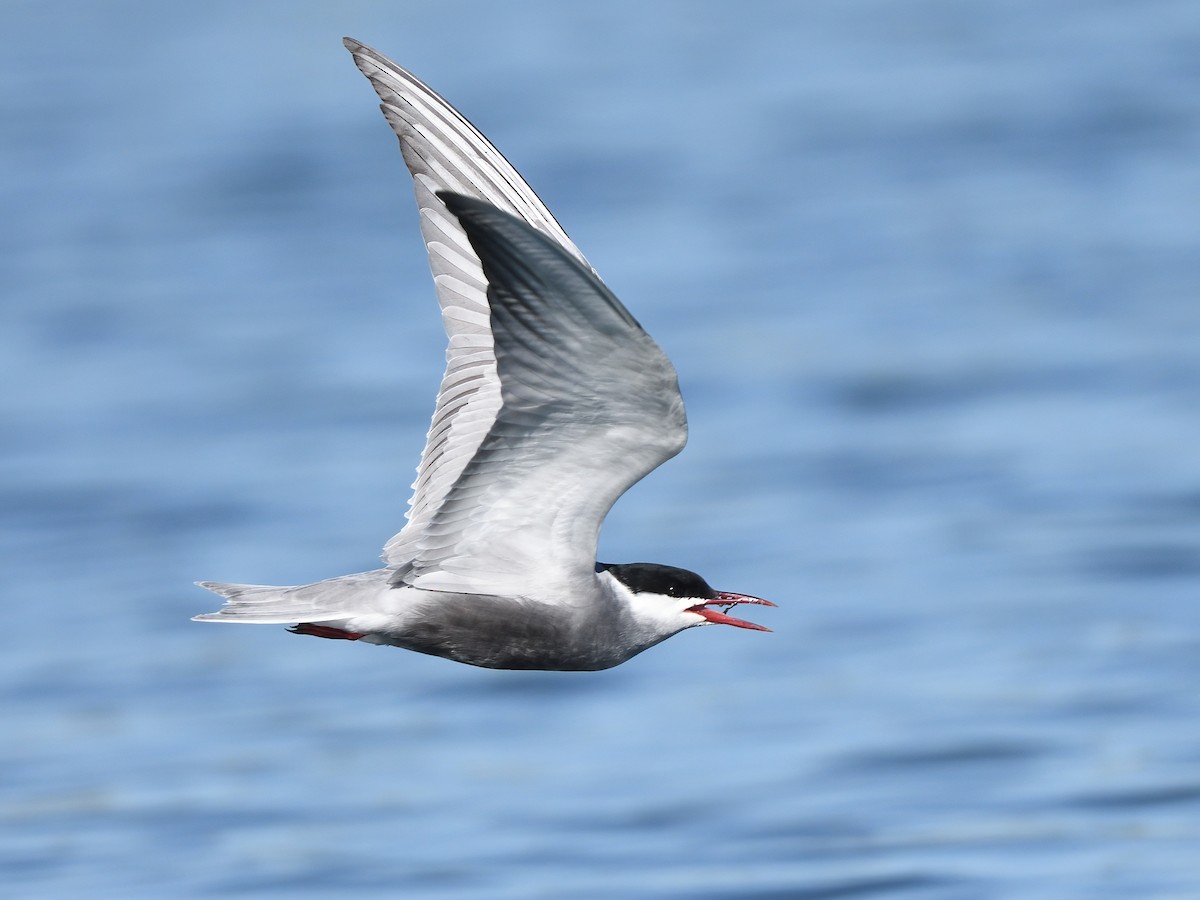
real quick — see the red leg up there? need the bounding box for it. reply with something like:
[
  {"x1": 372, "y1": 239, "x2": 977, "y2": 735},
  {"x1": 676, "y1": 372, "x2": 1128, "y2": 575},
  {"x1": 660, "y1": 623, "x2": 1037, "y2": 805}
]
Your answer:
[{"x1": 288, "y1": 623, "x2": 365, "y2": 640}]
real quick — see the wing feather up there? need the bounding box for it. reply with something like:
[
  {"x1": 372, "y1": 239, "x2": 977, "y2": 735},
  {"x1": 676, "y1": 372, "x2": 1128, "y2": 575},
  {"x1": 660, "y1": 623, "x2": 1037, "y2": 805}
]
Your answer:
[
  {"x1": 342, "y1": 38, "x2": 595, "y2": 566},
  {"x1": 393, "y1": 195, "x2": 687, "y2": 597}
]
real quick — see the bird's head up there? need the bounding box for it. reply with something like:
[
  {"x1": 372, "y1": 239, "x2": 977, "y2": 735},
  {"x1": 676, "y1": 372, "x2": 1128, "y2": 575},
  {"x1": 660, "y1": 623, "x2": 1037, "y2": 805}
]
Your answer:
[{"x1": 599, "y1": 562, "x2": 775, "y2": 638}]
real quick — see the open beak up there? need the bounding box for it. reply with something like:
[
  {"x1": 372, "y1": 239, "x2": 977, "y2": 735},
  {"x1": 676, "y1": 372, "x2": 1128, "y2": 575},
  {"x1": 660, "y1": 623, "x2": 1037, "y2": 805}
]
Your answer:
[{"x1": 688, "y1": 591, "x2": 777, "y2": 632}]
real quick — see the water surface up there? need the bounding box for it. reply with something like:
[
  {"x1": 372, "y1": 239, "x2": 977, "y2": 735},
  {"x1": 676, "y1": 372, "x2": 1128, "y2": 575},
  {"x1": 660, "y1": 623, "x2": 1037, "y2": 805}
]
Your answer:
[{"x1": 2, "y1": 2, "x2": 1199, "y2": 896}]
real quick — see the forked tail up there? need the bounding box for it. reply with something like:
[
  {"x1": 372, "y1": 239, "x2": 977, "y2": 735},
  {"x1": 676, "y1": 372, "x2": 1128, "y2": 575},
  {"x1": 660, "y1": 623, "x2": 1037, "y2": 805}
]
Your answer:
[{"x1": 193, "y1": 580, "x2": 350, "y2": 624}]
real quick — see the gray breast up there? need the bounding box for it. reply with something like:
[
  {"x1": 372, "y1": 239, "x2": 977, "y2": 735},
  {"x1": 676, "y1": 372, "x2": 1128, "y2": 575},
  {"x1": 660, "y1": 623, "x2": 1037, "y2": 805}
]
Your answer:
[{"x1": 386, "y1": 593, "x2": 633, "y2": 671}]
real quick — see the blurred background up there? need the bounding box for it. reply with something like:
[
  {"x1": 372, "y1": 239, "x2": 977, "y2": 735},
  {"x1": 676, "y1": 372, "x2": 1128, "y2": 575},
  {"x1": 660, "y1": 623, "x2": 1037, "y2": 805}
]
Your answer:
[{"x1": 3, "y1": 1, "x2": 1198, "y2": 896}]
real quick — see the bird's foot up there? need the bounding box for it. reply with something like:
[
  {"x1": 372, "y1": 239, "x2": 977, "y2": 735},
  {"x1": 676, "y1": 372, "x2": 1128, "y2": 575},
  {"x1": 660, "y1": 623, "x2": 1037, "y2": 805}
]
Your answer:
[{"x1": 288, "y1": 623, "x2": 365, "y2": 640}]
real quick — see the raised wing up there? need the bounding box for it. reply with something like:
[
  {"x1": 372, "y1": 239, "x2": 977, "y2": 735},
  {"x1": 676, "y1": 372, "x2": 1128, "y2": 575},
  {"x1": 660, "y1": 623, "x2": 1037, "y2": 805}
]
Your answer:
[
  {"x1": 391, "y1": 194, "x2": 687, "y2": 597},
  {"x1": 342, "y1": 38, "x2": 595, "y2": 566}
]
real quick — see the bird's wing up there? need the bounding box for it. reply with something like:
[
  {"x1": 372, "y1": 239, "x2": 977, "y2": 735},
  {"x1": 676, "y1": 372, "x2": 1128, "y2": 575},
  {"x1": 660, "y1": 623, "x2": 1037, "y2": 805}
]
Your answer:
[
  {"x1": 390, "y1": 194, "x2": 687, "y2": 598},
  {"x1": 343, "y1": 38, "x2": 596, "y2": 566}
]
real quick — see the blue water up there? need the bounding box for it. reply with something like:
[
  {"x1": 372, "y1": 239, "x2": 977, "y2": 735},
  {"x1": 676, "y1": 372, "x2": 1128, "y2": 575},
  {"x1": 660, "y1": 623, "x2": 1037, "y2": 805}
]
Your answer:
[{"x1": 3, "y1": 2, "x2": 1199, "y2": 896}]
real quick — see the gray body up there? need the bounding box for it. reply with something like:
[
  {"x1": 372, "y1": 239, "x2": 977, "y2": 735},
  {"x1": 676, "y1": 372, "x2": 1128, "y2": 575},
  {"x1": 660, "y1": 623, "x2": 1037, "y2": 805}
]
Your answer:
[{"x1": 199, "y1": 566, "x2": 686, "y2": 671}]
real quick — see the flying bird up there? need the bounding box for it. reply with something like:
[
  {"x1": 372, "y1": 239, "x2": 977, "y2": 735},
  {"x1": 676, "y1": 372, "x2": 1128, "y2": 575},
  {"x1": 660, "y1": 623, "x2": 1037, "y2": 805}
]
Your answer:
[{"x1": 194, "y1": 38, "x2": 773, "y2": 670}]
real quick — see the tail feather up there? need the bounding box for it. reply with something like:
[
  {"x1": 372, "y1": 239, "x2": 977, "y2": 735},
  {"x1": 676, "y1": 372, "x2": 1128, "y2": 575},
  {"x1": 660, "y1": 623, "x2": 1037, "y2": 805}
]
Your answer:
[{"x1": 193, "y1": 580, "x2": 350, "y2": 624}]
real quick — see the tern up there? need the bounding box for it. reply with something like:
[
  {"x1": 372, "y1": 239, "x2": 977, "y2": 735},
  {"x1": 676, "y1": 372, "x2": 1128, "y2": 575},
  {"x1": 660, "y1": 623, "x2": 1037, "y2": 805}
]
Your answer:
[{"x1": 194, "y1": 38, "x2": 773, "y2": 670}]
